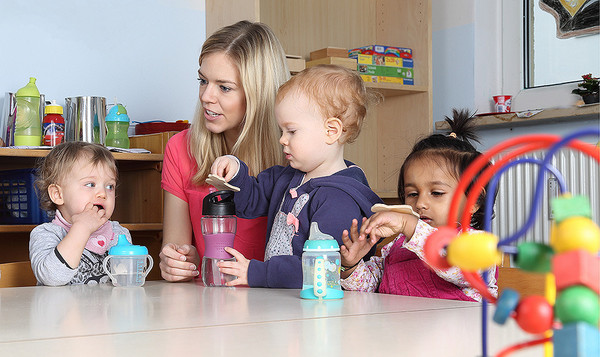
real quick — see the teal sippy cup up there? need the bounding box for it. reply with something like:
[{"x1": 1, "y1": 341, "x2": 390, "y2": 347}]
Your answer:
[
  {"x1": 105, "y1": 104, "x2": 130, "y2": 149},
  {"x1": 300, "y1": 222, "x2": 344, "y2": 300},
  {"x1": 103, "y1": 235, "x2": 153, "y2": 287}
]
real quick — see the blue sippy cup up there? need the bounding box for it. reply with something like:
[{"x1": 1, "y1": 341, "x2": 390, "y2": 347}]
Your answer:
[
  {"x1": 102, "y1": 235, "x2": 153, "y2": 287},
  {"x1": 300, "y1": 222, "x2": 344, "y2": 300}
]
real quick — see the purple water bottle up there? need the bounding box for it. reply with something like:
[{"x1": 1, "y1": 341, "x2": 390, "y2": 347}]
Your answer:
[{"x1": 201, "y1": 190, "x2": 237, "y2": 287}]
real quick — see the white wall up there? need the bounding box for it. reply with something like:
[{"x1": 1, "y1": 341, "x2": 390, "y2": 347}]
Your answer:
[{"x1": 0, "y1": 0, "x2": 206, "y2": 126}]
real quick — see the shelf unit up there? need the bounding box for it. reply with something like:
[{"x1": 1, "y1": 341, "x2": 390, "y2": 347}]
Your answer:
[
  {"x1": 0, "y1": 134, "x2": 169, "y2": 281},
  {"x1": 207, "y1": 0, "x2": 433, "y2": 199}
]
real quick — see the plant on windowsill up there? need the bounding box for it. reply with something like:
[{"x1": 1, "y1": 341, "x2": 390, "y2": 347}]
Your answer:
[{"x1": 572, "y1": 73, "x2": 599, "y2": 104}]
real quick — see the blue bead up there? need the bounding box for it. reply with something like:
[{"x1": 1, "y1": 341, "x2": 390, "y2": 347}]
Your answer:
[{"x1": 493, "y1": 289, "x2": 520, "y2": 325}]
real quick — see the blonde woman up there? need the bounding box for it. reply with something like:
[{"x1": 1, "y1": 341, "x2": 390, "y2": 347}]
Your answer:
[{"x1": 159, "y1": 20, "x2": 289, "y2": 282}]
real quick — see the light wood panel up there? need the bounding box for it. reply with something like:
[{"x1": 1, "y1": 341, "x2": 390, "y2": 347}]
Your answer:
[
  {"x1": 0, "y1": 261, "x2": 37, "y2": 288},
  {"x1": 206, "y1": 0, "x2": 260, "y2": 36},
  {"x1": 259, "y1": 0, "x2": 376, "y2": 58},
  {"x1": 497, "y1": 267, "x2": 547, "y2": 298},
  {"x1": 130, "y1": 131, "x2": 178, "y2": 154}
]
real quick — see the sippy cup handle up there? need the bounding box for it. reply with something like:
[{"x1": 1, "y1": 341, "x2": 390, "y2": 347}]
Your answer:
[
  {"x1": 313, "y1": 257, "x2": 327, "y2": 298},
  {"x1": 143, "y1": 255, "x2": 154, "y2": 277},
  {"x1": 102, "y1": 255, "x2": 116, "y2": 283}
]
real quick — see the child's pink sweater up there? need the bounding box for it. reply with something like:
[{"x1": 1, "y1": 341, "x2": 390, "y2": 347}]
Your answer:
[{"x1": 340, "y1": 220, "x2": 498, "y2": 301}]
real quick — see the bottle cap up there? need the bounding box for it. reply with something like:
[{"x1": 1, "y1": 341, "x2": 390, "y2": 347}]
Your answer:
[
  {"x1": 106, "y1": 104, "x2": 130, "y2": 122},
  {"x1": 303, "y1": 222, "x2": 340, "y2": 251},
  {"x1": 15, "y1": 77, "x2": 40, "y2": 97},
  {"x1": 44, "y1": 100, "x2": 63, "y2": 115},
  {"x1": 202, "y1": 190, "x2": 236, "y2": 216},
  {"x1": 108, "y1": 234, "x2": 148, "y2": 255}
]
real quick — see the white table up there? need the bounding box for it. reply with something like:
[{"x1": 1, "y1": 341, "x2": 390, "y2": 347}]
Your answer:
[{"x1": 0, "y1": 281, "x2": 541, "y2": 356}]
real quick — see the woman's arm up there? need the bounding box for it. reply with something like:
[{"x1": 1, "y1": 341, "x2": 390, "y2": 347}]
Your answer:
[{"x1": 159, "y1": 191, "x2": 200, "y2": 282}]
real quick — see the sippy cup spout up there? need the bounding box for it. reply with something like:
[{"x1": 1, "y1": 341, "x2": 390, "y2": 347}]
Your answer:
[
  {"x1": 116, "y1": 234, "x2": 128, "y2": 246},
  {"x1": 308, "y1": 221, "x2": 333, "y2": 241}
]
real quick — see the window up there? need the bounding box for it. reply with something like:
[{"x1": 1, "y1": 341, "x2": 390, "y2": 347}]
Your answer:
[{"x1": 524, "y1": 0, "x2": 600, "y2": 88}]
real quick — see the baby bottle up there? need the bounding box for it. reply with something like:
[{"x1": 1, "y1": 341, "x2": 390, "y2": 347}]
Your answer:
[
  {"x1": 201, "y1": 190, "x2": 237, "y2": 287},
  {"x1": 104, "y1": 103, "x2": 130, "y2": 148},
  {"x1": 14, "y1": 77, "x2": 42, "y2": 146},
  {"x1": 102, "y1": 235, "x2": 154, "y2": 287},
  {"x1": 42, "y1": 100, "x2": 65, "y2": 146},
  {"x1": 300, "y1": 222, "x2": 344, "y2": 300}
]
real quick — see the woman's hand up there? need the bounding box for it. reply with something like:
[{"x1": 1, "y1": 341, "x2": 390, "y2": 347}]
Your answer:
[
  {"x1": 159, "y1": 243, "x2": 200, "y2": 282},
  {"x1": 340, "y1": 218, "x2": 375, "y2": 268},
  {"x1": 211, "y1": 156, "x2": 240, "y2": 182},
  {"x1": 217, "y1": 247, "x2": 250, "y2": 286}
]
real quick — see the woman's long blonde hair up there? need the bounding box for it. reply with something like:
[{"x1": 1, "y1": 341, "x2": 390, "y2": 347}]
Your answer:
[{"x1": 189, "y1": 20, "x2": 289, "y2": 184}]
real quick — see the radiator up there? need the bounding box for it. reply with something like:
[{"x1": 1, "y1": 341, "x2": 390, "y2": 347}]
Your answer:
[{"x1": 491, "y1": 148, "x2": 599, "y2": 247}]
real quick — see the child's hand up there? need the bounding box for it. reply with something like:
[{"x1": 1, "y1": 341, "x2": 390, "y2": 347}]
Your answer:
[
  {"x1": 159, "y1": 243, "x2": 200, "y2": 282},
  {"x1": 360, "y1": 211, "x2": 419, "y2": 242},
  {"x1": 340, "y1": 218, "x2": 376, "y2": 268},
  {"x1": 217, "y1": 247, "x2": 250, "y2": 286},
  {"x1": 211, "y1": 156, "x2": 240, "y2": 182},
  {"x1": 71, "y1": 202, "x2": 109, "y2": 236}
]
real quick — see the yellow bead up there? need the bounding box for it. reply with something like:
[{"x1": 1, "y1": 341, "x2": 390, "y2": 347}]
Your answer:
[
  {"x1": 545, "y1": 273, "x2": 556, "y2": 306},
  {"x1": 552, "y1": 217, "x2": 600, "y2": 254},
  {"x1": 447, "y1": 231, "x2": 501, "y2": 271}
]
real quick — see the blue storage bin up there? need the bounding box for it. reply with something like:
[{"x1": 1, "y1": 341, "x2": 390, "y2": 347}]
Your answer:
[{"x1": 0, "y1": 168, "x2": 49, "y2": 224}]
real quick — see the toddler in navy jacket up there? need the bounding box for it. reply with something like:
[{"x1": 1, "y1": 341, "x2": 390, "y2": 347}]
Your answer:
[{"x1": 211, "y1": 65, "x2": 382, "y2": 288}]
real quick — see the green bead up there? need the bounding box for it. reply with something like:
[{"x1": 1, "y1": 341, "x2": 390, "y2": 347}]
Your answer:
[
  {"x1": 555, "y1": 285, "x2": 599, "y2": 326},
  {"x1": 515, "y1": 243, "x2": 553, "y2": 272},
  {"x1": 552, "y1": 195, "x2": 592, "y2": 223}
]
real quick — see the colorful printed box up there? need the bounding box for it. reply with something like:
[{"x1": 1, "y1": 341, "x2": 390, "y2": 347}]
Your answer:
[
  {"x1": 351, "y1": 54, "x2": 413, "y2": 68},
  {"x1": 360, "y1": 75, "x2": 414, "y2": 86},
  {"x1": 358, "y1": 64, "x2": 413, "y2": 79},
  {"x1": 349, "y1": 45, "x2": 412, "y2": 59}
]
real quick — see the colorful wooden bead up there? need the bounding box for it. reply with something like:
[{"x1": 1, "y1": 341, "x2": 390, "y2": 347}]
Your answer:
[
  {"x1": 447, "y1": 231, "x2": 501, "y2": 271},
  {"x1": 545, "y1": 273, "x2": 556, "y2": 306},
  {"x1": 493, "y1": 288, "x2": 520, "y2": 325},
  {"x1": 423, "y1": 226, "x2": 457, "y2": 270},
  {"x1": 555, "y1": 285, "x2": 599, "y2": 326},
  {"x1": 515, "y1": 242, "x2": 553, "y2": 272},
  {"x1": 553, "y1": 250, "x2": 600, "y2": 294},
  {"x1": 514, "y1": 295, "x2": 554, "y2": 334},
  {"x1": 551, "y1": 195, "x2": 592, "y2": 224},
  {"x1": 552, "y1": 217, "x2": 600, "y2": 254},
  {"x1": 553, "y1": 322, "x2": 600, "y2": 357}
]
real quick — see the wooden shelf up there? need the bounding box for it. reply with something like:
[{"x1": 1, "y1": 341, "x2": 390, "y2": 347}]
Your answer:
[
  {"x1": 435, "y1": 105, "x2": 600, "y2": 130},
  {"x1": 0, "y1": 148, "x2": 163, "y2": 162},
  {"x1": 0, "y1": 223, "x2": 162, "y2": 234},
  {"x1": 365, "y1": 83, "x2": 428, "y2": 97}
]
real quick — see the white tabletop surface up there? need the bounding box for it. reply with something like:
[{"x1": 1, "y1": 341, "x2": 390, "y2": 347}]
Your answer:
[{"x1": 0, "y1": 280, "x2": 542, "y2": 356}]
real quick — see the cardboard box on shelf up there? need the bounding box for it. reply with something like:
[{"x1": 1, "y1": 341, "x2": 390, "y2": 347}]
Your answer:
[
  {"x1": 351, "y1": 54, "x2": 413, "y2": 68},
  {"x1": 286, "y1": 54, "x2": 306, "y2": 74},
  {"x1": 349, "y1": 45, "x2": 412, "y2": 59},
  {"x1": 358, "y1": 64, "x2": 413, "y2": 79},
  {"x1": 309, "y1": 47, "x2": 348, "y2": 61},
  {"x1": 360, "y1": 75, "x2": 414, "y2": 86},
  {"x1": 306, "y1": 57, "x2": 357, "y2": 71}
]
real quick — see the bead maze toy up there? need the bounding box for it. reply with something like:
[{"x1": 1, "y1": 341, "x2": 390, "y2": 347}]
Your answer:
[{"x1": 423, "y1": 127, "x2": 600, "y2": 357}]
